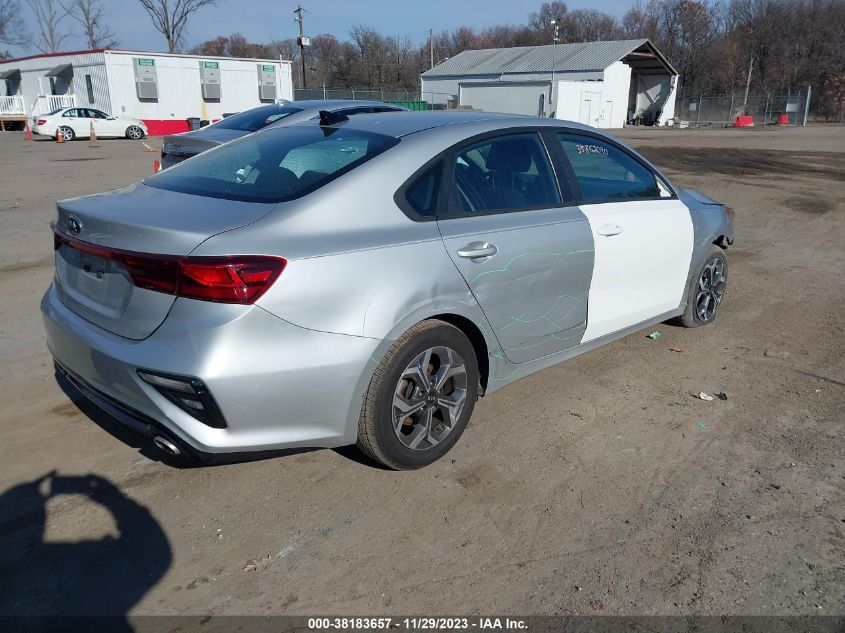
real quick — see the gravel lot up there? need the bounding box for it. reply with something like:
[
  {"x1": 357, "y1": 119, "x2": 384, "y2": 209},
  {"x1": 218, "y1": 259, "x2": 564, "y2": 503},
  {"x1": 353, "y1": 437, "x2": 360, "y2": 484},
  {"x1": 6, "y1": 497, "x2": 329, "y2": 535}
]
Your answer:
[{"x1": 0, "y1": 126, "x2": 842, "y2": 617}]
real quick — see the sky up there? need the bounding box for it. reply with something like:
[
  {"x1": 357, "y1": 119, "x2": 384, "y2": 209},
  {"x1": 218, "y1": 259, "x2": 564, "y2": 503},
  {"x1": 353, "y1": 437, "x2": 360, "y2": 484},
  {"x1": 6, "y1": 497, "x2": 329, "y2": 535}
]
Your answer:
[{"x1": 8, "y1": 0, "x2": 634, "y2": 58}]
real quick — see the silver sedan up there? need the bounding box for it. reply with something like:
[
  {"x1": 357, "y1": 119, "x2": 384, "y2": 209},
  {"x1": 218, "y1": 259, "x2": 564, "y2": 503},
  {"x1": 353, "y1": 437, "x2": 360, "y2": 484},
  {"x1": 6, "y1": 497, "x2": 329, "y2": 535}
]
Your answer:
[{"x1": 42, "y1": 111, "x2": 734, "y2": 469}]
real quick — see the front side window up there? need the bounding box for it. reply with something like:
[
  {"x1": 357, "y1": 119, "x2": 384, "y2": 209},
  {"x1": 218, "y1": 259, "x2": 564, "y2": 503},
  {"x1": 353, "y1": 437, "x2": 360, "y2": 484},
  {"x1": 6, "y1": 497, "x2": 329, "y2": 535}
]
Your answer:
[
  {"x1": 557, "y1": 134, "x2": 660, "y2": 201},
  {"x1": 147, "y1": 126, "x2": 398, "y2": 203},
  {"x1": 447, "y1": 133, "x2": 560, "y2": 214}
]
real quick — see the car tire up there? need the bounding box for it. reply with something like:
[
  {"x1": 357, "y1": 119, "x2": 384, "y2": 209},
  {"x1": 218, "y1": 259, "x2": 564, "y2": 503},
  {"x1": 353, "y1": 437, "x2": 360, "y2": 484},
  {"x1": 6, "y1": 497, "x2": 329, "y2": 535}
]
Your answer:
[
  {"x1": 126, "y1": 125, "x2": 144, "y2": 140},
  {"x1": 676, "y1": 244, "x2": 728, "y2": 328},
  {"x1": 58, "y1": 126, "x2": 75, "y2": 141},
  {"x1": 357, "y1": 320, "x2": 479, "y2": 470}
]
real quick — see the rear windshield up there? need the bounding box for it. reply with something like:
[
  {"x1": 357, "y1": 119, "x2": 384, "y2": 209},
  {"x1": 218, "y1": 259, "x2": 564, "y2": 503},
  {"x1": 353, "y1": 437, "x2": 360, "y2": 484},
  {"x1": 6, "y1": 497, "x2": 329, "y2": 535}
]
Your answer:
[
  {"x1": 212, "y1": 105, "x2": 303, "y2": 132},
  {"x1": 146, "y1": 126, "x2": 399, "y2": 203}
]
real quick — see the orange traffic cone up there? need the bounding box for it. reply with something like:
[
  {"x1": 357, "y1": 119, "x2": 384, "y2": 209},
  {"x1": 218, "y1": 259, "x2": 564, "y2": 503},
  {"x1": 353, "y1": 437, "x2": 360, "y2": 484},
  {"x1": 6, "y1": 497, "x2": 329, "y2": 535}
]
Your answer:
[
  {"x1": 153, "y1": 159, "x2": 160, "y2": 173},
  {"x1": 56, "y1": 128, "x2": 64, "y2": 143},
  {"x1": 25, "y1": 122, "x2": 33, "y2": 141}
]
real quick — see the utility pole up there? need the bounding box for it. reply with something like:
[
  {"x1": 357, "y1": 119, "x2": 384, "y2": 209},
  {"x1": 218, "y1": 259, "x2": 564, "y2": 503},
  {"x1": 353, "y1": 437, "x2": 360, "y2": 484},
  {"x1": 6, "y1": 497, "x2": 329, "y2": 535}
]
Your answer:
[
  {"x1": 549, "y1": 19, "x2": 560, "y2": 117},
  {"x1": 428, "y1": 28, "x2": 434, "y2": 70},
  {"x1": 293, "y1": 4, "x2": 308, "y2": 89},
  {"x1": 742, "y1": 55, "x2": 753, "y2": 108}
]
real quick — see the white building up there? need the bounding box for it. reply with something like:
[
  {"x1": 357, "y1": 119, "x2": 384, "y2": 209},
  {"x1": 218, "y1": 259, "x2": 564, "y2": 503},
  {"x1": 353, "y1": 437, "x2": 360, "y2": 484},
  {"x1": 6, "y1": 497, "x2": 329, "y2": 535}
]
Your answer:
[
  {"x1": 420, "y1": 39, "x2": 678, "y2": 128},
  {"x1": 0, "y1": 48, "x2": 293, "y2": 135}
]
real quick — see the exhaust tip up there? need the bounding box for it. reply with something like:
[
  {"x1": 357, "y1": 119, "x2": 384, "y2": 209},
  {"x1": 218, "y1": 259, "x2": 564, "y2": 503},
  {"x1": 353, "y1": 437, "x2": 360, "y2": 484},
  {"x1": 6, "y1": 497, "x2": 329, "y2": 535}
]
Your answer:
[{"x1": 152, "y1": 435, "x2": 181, "y2": 456}]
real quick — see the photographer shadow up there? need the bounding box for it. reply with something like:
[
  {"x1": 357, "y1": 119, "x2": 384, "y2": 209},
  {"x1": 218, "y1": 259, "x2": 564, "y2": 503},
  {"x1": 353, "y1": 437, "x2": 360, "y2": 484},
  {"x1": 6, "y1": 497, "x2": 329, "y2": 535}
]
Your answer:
[{"x1": 0, "y1": 471, "x2": 172, "y2": 629}]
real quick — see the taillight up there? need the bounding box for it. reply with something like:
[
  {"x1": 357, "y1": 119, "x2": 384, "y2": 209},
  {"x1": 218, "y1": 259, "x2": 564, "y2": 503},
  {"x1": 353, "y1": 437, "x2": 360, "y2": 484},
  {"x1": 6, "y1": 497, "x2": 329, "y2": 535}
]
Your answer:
[
  {"x1": 37, "y1": 119, "x2": 47, "y2": 125},
  {"x1": 54, "y1": 229, "x2": 285, "y2": 304},
  {"x1": 177, "y1": 257, "x2": 284, "y2": 303}
]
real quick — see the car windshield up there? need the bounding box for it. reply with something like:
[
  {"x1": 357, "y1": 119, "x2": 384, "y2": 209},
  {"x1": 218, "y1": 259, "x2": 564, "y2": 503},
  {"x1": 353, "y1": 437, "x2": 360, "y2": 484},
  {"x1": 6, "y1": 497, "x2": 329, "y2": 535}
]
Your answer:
[
  {"x1": 146, "y1": 126, "x2": 399, "y2": 203},
  {"x1": 211, "y1": 105, "x2": 303, "y2": 132}
]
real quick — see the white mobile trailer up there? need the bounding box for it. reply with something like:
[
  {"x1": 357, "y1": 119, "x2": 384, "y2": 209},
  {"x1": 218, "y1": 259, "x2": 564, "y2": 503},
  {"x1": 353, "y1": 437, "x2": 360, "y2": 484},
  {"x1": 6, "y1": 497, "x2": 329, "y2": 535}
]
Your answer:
[{"x1": 0, "y1": 49, "x2": 294, "y2": 135}]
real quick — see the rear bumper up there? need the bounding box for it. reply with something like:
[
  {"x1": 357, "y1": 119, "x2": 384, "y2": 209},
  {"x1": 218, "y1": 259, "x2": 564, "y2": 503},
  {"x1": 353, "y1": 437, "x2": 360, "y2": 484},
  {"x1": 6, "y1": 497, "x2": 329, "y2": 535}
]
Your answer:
[
  {"x1": 41, "y1": 282, "x2": 383, "y2": 455},
  {"x1": 54, "y1": 360, "x2": 212, "y2": 460}
]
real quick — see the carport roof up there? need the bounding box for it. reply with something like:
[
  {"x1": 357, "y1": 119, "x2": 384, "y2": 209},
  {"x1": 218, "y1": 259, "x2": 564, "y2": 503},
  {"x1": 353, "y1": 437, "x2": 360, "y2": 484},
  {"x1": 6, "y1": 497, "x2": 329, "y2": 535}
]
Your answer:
[{"x1": 422, "y1": 38, "x2": 676, "y2": 77}]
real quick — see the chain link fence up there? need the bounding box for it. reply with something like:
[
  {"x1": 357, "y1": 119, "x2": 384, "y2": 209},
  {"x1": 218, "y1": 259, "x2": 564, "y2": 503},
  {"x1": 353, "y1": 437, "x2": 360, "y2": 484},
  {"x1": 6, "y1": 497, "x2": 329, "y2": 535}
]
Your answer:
[
  {"x1": 293, "y1": 88, "x2": 419, "y2": 102},
  {"x1": 676, "y1": 89, "x2": 812, "y2": 126},
  {"x1": 292, "y1": 88, "x2": 458, "y2": 109}
]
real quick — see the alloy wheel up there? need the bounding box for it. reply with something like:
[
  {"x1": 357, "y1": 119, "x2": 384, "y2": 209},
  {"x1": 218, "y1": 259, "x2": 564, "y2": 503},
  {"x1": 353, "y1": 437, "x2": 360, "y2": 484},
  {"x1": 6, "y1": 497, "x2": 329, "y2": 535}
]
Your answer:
[
  {"x1": 392, "y1": 346, "x2": 468, "y2": 450},
  {"x1": 695, "y1": 256, "x2": 726, "y2": 322}
]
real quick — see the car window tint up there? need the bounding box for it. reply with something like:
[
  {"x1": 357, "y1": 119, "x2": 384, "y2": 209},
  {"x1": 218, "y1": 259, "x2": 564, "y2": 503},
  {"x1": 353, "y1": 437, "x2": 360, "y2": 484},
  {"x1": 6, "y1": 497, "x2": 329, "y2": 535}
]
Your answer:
[
  {"x1": 147, "y1": 127, "x2": 398, "y2": 203},
  {"x1": 449, "y1": 133, "x2": 560, "y2": 214},
  {"x1": 404, "y1": 162, "x2": 442, "y2": 218},
  {"x1": 557, "y1": 134, "x2": 659, "y2": 201},
  {"x1": 89, "y1": 109, "x2": 108, "y2": 119},
  {"x1": 340, "y1": 107, "x2": 374, "y2": 116},
  {"x1": 212, "y1": 105, "x2": 303, "y2": 132},
  {"x1": 62, "y1": 109, "x2": 77, "y2": 117}
]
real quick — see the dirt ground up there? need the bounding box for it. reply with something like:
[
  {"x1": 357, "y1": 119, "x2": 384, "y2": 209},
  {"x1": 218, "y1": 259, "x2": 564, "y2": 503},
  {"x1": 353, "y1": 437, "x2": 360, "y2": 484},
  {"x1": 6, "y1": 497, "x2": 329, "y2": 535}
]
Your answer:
[{"x1": 0, "y1": 125, "x2": 842, "y2": 618}]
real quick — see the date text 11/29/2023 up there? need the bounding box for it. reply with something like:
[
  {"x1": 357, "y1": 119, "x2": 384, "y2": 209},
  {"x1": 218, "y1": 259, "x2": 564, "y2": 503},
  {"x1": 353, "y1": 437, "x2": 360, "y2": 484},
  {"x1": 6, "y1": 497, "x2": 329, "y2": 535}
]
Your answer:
[{"x1": 307, "y1": 617, "x2": 528, "y2": 630}]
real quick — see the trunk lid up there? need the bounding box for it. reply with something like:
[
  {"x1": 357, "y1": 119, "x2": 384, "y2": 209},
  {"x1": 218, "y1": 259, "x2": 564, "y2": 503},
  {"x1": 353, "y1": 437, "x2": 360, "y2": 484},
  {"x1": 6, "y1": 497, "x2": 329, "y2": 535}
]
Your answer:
[
  {"x1": 162, "y1": 128, "x2": 245, "y2": 157},
  {"x1": 53, "y1": 182, "x2": 277, "y2": 340}
]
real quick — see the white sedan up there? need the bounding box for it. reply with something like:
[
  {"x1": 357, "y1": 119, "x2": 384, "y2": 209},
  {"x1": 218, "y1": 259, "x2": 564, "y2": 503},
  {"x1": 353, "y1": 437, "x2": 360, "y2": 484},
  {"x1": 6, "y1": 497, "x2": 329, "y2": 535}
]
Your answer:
[{"x1": 33, "y1": 107, "x2": 147, "y2": 141}]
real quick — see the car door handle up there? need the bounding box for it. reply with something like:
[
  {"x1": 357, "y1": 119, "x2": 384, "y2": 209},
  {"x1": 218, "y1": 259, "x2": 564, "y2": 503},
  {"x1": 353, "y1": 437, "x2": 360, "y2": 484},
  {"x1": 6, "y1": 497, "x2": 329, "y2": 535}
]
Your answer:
[
  {"x1": 596, "y1": 223, "x2": 623, "y2": 237},
  {"x1": 456, "y1": 242, "x2": 498, "y2": 259}
]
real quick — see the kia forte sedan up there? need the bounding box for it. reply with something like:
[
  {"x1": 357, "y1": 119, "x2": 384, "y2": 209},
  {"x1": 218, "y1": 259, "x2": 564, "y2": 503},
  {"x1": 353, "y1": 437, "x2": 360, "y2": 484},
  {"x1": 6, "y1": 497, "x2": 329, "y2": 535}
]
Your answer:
[
  {"x1": 42, "y1": 112, "x2": 733, "y2": 469},
  {"x1": 160, "y1": 100, "x2": 406, "y2": 168}
]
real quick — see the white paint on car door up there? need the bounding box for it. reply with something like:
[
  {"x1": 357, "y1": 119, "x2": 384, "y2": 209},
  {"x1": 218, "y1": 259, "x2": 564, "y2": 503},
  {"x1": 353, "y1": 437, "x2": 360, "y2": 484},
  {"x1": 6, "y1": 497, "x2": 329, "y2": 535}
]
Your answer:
[
  {"x1": 580, "y1": 198, "x2": 692, "y2": 341},
  {"x1": 553, "y1": 131, "x2": 694, "y2": 342}
]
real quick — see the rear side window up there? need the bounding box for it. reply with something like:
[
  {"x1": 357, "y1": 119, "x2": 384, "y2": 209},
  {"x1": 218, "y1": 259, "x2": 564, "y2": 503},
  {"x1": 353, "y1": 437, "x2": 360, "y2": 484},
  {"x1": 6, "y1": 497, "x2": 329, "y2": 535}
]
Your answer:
[
  {"x1": 557, "y1": 134, "x2": 660, "y2": 201},
  {"x1": 403, "y1": 162, "x2": 442, "y2": 218},
  {"x1": 447, "y1": 133, "x2": 560, "y2": 215},
  {"x1": 147, "y1": 127, "x2": 398, "y2": 203},
  {"x1": 212, "y1": 105, "x2": 302, "y2": 132},
  {"x1": 339, "y1": 107, "x2": 374, "y2": 116}
]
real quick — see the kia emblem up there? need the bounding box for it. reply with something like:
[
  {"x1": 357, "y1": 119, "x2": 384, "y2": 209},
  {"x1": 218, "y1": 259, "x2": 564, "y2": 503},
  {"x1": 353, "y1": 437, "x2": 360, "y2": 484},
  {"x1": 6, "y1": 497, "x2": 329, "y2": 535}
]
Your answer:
[{"x1": 67, "y1": 215, "x2": 82, "y2": 235}]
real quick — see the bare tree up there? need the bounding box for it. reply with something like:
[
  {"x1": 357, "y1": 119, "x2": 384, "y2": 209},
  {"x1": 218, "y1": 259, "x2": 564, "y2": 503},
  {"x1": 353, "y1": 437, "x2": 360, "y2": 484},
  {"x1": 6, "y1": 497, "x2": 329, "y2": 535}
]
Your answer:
[
  {"x1": 559, "y1": 8, "x2": 623, "y2": 41},
  {"x1": 622, "y1": 0, "x2": 662, "y2": 39},
  {"x1": 136, "y1": 0, "x2": 217, "y2": 53},
  {"x1": 62, "y1": 0, "x2": 117, "y2": 48},
  {"x1": 1, "y1": 0, "x2": 28, "y2": 48},
  {"x1": 23, "y1": 0, "x2": 70, "y2": 52},
  {"x1": 529, "y1": 1, "x2": 568, "y2": 30}
]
